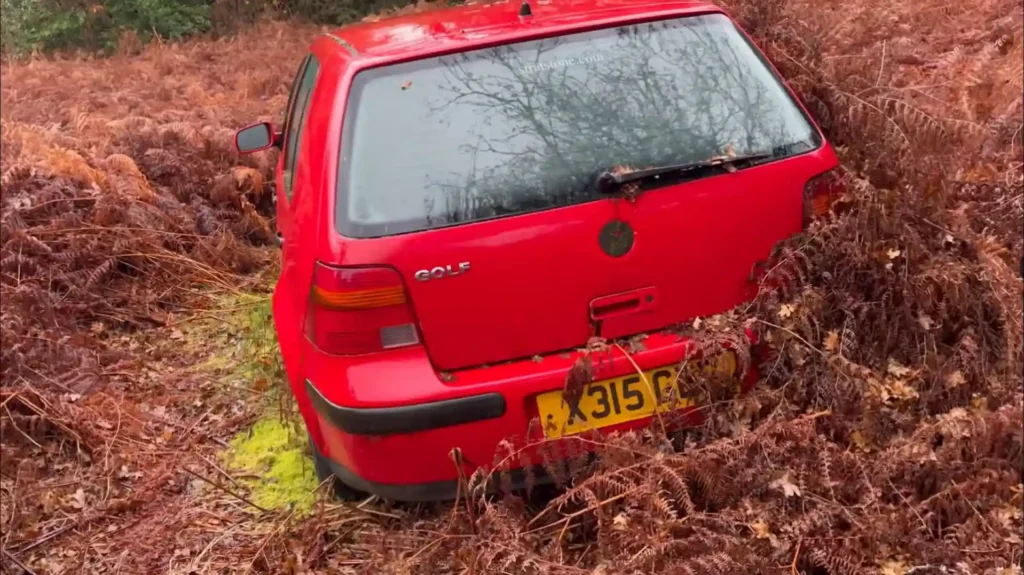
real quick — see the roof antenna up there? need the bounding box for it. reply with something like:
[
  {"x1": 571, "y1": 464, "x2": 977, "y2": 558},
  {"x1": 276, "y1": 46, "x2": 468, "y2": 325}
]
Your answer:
[{"x1": 518, "y1": 0, "x2": 533, "y2": 17}]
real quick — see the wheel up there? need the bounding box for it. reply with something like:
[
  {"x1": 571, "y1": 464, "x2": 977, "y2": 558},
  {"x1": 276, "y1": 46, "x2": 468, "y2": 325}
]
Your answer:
[{"x1": 309, "y1": 433, "x2": 367, "y2": 502}]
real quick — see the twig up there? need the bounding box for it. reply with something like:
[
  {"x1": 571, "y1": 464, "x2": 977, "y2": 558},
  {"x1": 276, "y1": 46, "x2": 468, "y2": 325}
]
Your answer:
[
  {"x1": 951, "y1": 480, "x2": 999, "y2": 536},
  {"x1": 0, "y1": 391, "x2": 20, "y2": 410},
  {"x1": 246, "y1": 509, "x2": 293, "y2": 574},
  {"x1": 2, "y1": 549, "x2": 38, "y2": 575},
  {"x1": 524, "y1": 491, "x2": 631, "y2": 535},
  {"x1": 613, "y1": 343, "x2": 668, "y2": 437},
  {"x1": 179, "y1": 405, "x2": 215, "y2": 442},
  {"x1": 2, "y1": 405, "x2": 43, "y2": 449},
  {"x1": 12, "y1": 524, "x2": 73, "y2": 554},
  {"x1": 190, "y1": 522, "x2": 244, "y2": 571},
  {"x1": 875, "y1": 40, "x2": 887, "y2": 87},
  {"x1": 755, "y1": 319, "x2": 826, "y2": 356},
  {"x1": 448, "y1": 448, "x2": 476, "y2": 533},
  {"x1": 887, "y1": 478, "x2": 930, "y2": 535},
  {"x1": 198, "y1": 453, "x2": 241, "y2": 487},
  {"x1": 182, "y1": 467, "x2": 268, "y2": 513},
  {"x1": 790, "y1": 538, "x2": 802, "y2": 574}
]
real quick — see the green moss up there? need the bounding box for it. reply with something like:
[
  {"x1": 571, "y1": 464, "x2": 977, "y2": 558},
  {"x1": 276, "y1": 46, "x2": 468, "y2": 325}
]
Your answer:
[
  {"x1": 183, "y1": 291, "x2": 285, "y2": 391},
  {"x1": 223, "y1": 416, "x2": 319, "y2": 514},
  {"x1": 177, "y1": 284, "x2": 314, "y2": 513}
]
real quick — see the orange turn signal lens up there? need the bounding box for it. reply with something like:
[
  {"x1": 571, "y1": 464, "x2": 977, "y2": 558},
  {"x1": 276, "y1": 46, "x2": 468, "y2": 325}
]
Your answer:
[{"x1": 311, "y1": 284, "x2": 406, "y2": 310}]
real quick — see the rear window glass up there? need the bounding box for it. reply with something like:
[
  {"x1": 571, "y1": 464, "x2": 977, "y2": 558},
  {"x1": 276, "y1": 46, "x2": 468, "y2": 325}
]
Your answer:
[{"x1": 337, "y1": 13, "x2": 821, "y2": 238}]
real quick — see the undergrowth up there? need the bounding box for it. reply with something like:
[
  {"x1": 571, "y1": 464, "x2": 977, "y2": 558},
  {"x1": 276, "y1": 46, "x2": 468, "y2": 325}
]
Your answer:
[{"x1": 0, "y1": 0, "x2": 1021, "y2": 573}]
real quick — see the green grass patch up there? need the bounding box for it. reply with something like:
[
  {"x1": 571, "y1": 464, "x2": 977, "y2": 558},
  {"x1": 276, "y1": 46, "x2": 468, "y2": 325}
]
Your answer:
[
  {"x1": 184, "y1": 291, "x2": 284, "y2": 392},
  {"x1": 182, "y1": 288, "x2": 319, "y2": 513},
  {"x1": 223, "y1": 416, "x2": 319, "y2": 514}
]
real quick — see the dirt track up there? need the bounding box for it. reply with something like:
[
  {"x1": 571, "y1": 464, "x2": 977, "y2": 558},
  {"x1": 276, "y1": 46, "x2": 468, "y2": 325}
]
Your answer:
[{"x1": 1, "y1": 1, "x2": 1021, "y2": 574}]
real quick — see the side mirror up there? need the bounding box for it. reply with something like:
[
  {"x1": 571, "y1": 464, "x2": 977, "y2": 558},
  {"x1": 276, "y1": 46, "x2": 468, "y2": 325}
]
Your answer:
[{"x1": 235, "y1": 122, "x2": 281, "y2": 153}]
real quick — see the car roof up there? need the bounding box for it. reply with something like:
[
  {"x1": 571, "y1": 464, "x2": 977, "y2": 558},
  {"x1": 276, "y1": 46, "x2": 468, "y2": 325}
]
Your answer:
[{"x1": 325, "y1": 0, "x2": 723, "y2": 59}]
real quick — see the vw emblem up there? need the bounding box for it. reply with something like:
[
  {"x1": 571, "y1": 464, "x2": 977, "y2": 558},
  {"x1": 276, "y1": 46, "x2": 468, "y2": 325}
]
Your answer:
[{"x1": 598, "y1": 220, "x2": 634, "y2": 257}]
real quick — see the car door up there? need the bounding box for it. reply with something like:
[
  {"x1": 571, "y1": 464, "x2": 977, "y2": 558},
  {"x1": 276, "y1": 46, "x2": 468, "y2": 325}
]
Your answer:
[{"x1": 273, "y1": 53, "x2": 321, "y2": 405}]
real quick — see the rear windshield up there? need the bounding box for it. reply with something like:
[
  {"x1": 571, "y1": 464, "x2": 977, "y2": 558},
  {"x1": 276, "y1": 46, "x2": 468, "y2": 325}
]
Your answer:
[{"x1": 337, "y1": 12, "x2": 821, "y2": 238}]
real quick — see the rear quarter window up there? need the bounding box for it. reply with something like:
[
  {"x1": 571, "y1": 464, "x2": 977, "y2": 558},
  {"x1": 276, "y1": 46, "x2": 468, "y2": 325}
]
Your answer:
[
  {"x1": 337, "y1": 13, "x2": 820, "y2": 238},
  {"x1": 283, "y1": 55, "x2": 321, "y2": 199}
]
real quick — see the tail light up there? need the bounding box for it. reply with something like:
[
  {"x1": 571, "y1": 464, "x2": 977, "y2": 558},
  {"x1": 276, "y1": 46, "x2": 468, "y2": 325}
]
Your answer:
[
  {"x1": 305, "y1": 262, "x2": 420, "y2": 355},
  {"x1": 803, "y1": 168, "x2": 845, "y2": 228}
]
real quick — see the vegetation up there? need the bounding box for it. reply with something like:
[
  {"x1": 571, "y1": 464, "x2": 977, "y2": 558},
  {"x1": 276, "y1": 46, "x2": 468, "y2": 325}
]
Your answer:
[
  {"x1": 224, "y1": 416, "x2": 320, "y2": 514},
  {"x1": 0, "y1": 0, "x2": 1020, "y2": 573},
  {"x1": 1, "y1": 0, "x2": 213, "y2": 54},
  {"x1": 0, "y1": 0, "x2": 435, "y2": 55}
]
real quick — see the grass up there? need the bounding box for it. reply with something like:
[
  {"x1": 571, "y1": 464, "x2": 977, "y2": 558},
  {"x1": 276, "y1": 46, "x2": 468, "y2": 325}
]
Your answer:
[{"x1": 181, "y1": 288, "x2": 318, "y2": 514}]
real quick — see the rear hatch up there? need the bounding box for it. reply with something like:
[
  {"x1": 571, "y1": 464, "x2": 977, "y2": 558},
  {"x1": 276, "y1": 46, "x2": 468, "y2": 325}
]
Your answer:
[{"x1": 334, "y1": 13, "x2": 825, "y2": 371}]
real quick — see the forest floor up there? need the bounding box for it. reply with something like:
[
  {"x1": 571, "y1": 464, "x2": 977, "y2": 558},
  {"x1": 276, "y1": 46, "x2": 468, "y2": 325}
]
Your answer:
[{"x1": 1, "y1": 1, "x2": 1021, "y2": 574}]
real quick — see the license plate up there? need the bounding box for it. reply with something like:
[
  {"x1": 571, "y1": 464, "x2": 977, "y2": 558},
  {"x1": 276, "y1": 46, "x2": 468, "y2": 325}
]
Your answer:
[{"x1": 536, "y1": 352, "x2": 738, "y2": 439}]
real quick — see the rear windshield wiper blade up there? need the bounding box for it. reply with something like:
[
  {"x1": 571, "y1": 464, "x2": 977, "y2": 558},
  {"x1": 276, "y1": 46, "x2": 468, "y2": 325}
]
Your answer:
[{"x1": 596, "y1": 152, "x2": 773, "y2": 195}]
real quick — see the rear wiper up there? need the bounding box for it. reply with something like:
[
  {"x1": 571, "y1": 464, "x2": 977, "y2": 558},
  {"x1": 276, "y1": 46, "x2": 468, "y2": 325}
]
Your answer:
[{"x1": 595, "y1": 152, "x2": 773, "y2": 195}]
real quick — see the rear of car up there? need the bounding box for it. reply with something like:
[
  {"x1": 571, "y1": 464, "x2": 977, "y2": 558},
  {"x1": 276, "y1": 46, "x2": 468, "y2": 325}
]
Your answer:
[{"x1": 296, "y1": 5, "x2": 839, "y2": 500}]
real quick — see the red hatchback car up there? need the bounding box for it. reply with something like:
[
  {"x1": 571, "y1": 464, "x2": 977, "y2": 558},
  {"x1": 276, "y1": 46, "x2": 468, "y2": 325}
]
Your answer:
[{"x1": 235, "y1": 0, "x2": 839, "y2": 501}]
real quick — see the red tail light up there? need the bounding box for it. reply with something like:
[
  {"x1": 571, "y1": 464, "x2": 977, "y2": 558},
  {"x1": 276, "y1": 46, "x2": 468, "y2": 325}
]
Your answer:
[
  {"x1": 803, "y1": 168, "x2": 845, "y2": 228},
  {"x1": 305, "y1": 263, "x2": 420, "y2": 355}
]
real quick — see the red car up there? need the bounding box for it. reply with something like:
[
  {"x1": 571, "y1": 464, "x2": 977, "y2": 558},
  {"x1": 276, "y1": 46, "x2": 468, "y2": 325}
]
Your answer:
[{"x1": 235, "y1": 0, "x2": 839, "y2": 501}]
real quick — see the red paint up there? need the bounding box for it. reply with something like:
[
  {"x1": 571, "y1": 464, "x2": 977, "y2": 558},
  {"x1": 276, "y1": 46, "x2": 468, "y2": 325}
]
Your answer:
[{"x1": 239, "y1": 0, "x2": 839, "y2": 493}]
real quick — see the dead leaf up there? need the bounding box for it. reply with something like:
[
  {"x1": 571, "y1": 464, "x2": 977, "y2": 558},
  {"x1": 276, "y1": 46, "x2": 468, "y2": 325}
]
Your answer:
[
  {"x1": 778, "y1": 304, "x2": 795, "y2": 319},
  {"x1": 769, "y1": 471, "x2": 801, "y2": 498},
  {"x1": 823, "y1": 330, "x2": 840, "y2": 352},
  {"x1": 692, "y1": 317, "x2": 703, "y2": 330},
  {"x1": 70, "y1": 488, "x2": 87, "y2": 510},
  {"x1": 400, "y1": 80, "x2": 412, "y2": 90},
  {"x1": 970, "y1": 394, "x2": 987, "y2": 411},
  {"x1": 750, "y1": 518, "x2": 771, "y2": 539},
  {"x1": 886, "y1": 248, "x2": 901, "y2": 260},
  {"x1": 850, "y1": 429, "x2": 871, "y2": 452},
  {"x1": 612, "y1": 513, "x2": 629, "y2": 531},
  {"x1": 886, "y1": 360, "x2": 912, "y2": 378},
  {"x1": 888, "y1": 379, "x2": 919, "y2": 401},
  {"x1": 917, "y1": 313, "x2": 934, "y2": 330},
  {"x1": 252, "y1": 377, "x2": 270, "y2": 392},
  {"x1": 879, "y1": 559, "x2": 906, "y2": 575},
  {"x1": 993, "y1": 505, "x2": 1022, "y2": 530},
  {"x1": 945, "y1": 370, "x2": 966, "y2": 389},
  {"x1": 169, "y1": 329, "x2": 184, "y2": 341}
]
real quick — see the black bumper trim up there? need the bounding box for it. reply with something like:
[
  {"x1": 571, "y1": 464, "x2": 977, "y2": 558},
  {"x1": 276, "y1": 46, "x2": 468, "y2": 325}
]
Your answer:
[
  {"x1": 325, "y1": 454, "x2": 557, "y2": 502},
  {"x1": 305, "y1": 379, "x2": 506, "y2": 436}
]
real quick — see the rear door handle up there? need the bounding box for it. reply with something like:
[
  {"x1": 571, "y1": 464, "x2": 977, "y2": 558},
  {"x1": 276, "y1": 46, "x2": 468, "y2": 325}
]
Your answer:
[{"x1": 590, "y1": 287, "x2": 658, "y2": 321}]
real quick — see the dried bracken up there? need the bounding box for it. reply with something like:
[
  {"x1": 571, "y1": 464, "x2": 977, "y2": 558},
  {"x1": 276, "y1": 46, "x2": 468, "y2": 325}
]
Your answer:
[{"x1": 0, "y1": 0, "x2": 1021, "y2": 573}]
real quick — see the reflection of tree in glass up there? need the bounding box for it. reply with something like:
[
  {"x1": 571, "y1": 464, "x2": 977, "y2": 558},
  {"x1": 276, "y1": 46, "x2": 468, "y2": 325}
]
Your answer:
[{"x1": 421, "y1": 17, "x2": 804, "y2": 225}]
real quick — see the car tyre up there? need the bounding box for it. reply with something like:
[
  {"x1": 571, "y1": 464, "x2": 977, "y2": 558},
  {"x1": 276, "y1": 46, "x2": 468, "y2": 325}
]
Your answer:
[{"x1": 309, "y1": 433, "x2": 367, "y2": 502}]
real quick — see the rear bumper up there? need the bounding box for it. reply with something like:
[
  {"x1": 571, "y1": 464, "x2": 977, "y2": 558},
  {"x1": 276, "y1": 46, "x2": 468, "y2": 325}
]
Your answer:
[
  {"x1": 321, "y1": 448, "x2": 558, "y2": 502},
  {"x1": 303, "y1": 330, "x2": 759, "y2": 502},
  {"x1": 306, "y1": 380, "x2": 506, "y2": 435}
]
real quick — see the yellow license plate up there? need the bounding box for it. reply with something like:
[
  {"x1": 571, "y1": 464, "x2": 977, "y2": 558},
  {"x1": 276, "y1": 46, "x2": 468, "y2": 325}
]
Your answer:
[{"x1": 536, "y1": 353, "x2": 738, "y2": 439}]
